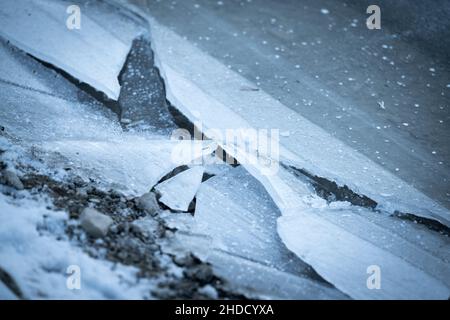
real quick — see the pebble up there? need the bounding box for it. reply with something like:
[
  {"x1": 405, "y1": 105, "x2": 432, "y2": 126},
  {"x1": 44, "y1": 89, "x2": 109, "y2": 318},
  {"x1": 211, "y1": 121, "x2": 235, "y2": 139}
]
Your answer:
[
  {"x1": 80, "y1": 208, "x2": 114, "y2": 238},
  {"x1": 135, "y1": 192, "x2": 159, "y2": 215},
  {"x1": 1, "y1": 170, "x2": 24, "y2": 190},
  {"x1": 185, "y1": 265, "x2": 214, "y2": 284},
  {"x1": 197, "y1": 285, "x2": 219, "y2": 299}
]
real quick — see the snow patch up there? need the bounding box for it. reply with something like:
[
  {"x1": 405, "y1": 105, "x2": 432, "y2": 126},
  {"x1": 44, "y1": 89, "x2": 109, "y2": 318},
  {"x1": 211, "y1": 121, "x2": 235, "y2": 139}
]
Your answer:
[{"x1": 0, "y1": 193, "x2": 151, "y2": 299}]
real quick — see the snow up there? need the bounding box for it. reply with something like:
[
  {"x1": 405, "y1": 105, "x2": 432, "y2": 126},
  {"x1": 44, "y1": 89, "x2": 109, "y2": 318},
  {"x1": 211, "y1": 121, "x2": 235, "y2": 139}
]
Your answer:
[
  {"x1": 0, "y1": 193, "x2": 151, "y2": 299},
  {"x1": 0, "y1": 0, "x2": 142, "y2": 100},
  {"x1": 155, "y1": 166, "x2": 204, "y2": 211}
]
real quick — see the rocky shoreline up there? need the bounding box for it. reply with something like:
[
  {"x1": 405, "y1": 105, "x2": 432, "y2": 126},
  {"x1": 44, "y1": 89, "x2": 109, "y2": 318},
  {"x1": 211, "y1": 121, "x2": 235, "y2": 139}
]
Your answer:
[{"x1": 0, "y1": 141, "x2": 245, "y2": 299}]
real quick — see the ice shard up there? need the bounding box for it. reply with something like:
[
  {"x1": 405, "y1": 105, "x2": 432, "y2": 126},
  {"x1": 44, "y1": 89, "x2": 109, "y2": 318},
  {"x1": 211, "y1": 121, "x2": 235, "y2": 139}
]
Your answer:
[
  {"x1": 187, "y1": 166, "x2": 346, "y2": 299},
  {"x1": 155, "y1": 166, "x2": 204, "y2": 212}
]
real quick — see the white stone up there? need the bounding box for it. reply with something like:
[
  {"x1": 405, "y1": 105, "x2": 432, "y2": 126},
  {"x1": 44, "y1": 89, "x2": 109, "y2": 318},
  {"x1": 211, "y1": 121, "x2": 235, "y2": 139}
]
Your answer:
[
  {"x1": 136, "y1": 192, "x2": 159, "y2": 215},
  {"x1": 2, "y1": 170, "x2": 24, "y2": 190},
  {"x1": 80, "y1": 208, "x2": 113, "y2": 238}
]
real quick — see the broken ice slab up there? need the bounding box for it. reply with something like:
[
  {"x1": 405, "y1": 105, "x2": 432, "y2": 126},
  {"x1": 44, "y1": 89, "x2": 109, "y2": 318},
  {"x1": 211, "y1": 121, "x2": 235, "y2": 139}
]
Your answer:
[
  {"x1": 0, "y1": 0, "x2": 143, "y2": 100},
  {"x1": 0, "y1": 38, "x2": 216, "y2": 196},
  {"x1": 206, "y1": 250, "x2": 345, "y2": 300},
  {"x1": 0, "y1": 36, "x2": 120, "y2": 143},
  {"x1": 190, "y1": 166, "x2": 345, "y2": 299},
  {"x1": 195, "y1": 166, "x2": 306, "y2": 274},
  {"x1": 157, "y1": 168, "x2": 344, "y2": 298},
  {"x1": 238, "y1": 164, "x2": 450, "y2": 299},
  {"x1": 43, "y1": 138, "x2": 215, "y2": 196},
  {"x1": 155, "y1": 166, "x2": 204, "y2": 212},
  {"x1": 147, "y1": 17, "x2": 450, "y2": 227},
  {"x1": 278, "y1": 201, "x2": 450, "y2": 300},
  {"x1": 162, "y1": 224, "x2": 345, "y2": 300},
  {"x1": 0, "y1": 38, "x2": 96, "y2": 104}
]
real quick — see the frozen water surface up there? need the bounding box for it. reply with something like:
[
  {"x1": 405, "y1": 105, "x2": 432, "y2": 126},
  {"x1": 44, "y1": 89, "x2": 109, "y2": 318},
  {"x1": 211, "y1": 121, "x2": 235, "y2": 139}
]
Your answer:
[
  {"x1": 1, "y1": 0, "x2": 449, "y2": 300},
  {"x1": 0, "y1": 0, "x2": 143, "y2": 99}
]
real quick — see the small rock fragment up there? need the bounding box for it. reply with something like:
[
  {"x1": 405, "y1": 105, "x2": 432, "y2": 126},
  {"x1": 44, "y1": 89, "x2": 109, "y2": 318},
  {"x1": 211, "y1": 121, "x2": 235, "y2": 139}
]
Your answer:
[
  {"x1": 173, "y1": 254, "x2": 195, "y2": 267},
  {"x1": 135, "y1": 192, "x2": 159, "y2": 215},
  {"x1": 197, "y1": 284, "x2": 219, "y2": 299},
  {"x1": 1, "y1": 170, "x2": 24, "y2": 190},
  {"x1": 131, "y1": 216, "x2": 161, "y2": 238},
  {"x1": 185, "y1": 265, "x2": 214, "y2": 284},
  {"x1": 80, "y1": 208, "x2": 113, "y2": 238}
]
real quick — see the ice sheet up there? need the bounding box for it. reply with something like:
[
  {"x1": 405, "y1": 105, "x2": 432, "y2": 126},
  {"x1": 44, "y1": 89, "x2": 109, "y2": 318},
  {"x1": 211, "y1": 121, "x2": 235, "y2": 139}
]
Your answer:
[
  {"x1": 145, "y1": 16, "x2": 450, "y2": 227},
  {"x1": 0, "y1": 0, "x2": 142, "y2": 100}
]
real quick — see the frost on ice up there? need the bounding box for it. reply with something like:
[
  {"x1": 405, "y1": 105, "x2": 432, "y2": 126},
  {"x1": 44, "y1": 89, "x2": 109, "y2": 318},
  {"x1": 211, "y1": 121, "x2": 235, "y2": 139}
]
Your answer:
[{"x1": 165, "y1": 166, "x2": 346, "y2": 299}]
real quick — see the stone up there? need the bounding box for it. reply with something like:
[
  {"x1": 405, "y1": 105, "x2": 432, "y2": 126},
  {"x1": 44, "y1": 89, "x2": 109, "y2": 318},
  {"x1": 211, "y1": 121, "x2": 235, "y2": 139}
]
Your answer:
[
  {"x1": 131, "y1": 217, "x2": 161, "y2": 238},
  {"x1": 197, "y1": 285, "x2": 219, "y2": 299},
  {"x1": 1, "y1": 170, "x2": 24, "y2": 190},
  {"x1": 80, "y1": 208, "x2": 113, "y2": 238},
  {"x1": 135, "y1": 192, "x2": 159, "y2": 215},
  {"x1": 185, "y1": 265, "x2": 214, "y2": 284}
]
